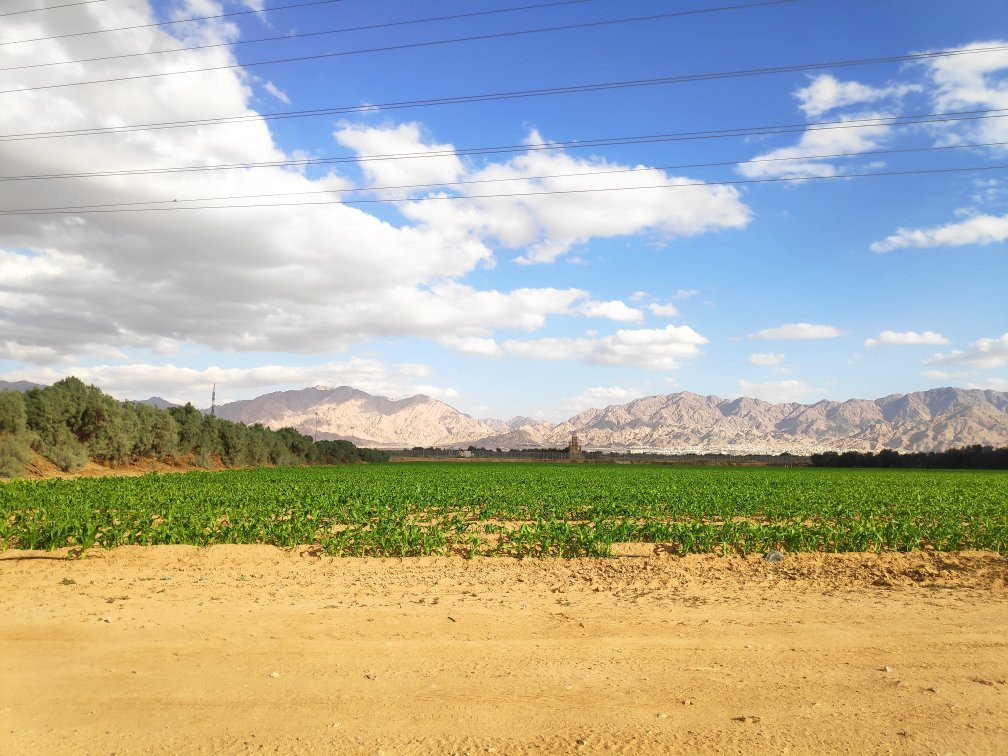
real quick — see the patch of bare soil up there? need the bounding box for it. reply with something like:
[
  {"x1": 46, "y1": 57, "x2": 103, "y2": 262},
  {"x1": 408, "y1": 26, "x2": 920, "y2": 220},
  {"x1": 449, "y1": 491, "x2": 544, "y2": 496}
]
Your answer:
[
  {"x1": 19, "y1": 451, "x2": 223, "y2": 480},
  {"x1": 1, "y1": 548, "x2": 1006, "y2": 754}
]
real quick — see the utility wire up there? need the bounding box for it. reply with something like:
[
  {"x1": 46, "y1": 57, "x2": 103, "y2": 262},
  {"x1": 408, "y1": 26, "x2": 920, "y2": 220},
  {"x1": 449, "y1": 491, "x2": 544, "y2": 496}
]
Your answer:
[
  {"x1": 0, "y1": 0, "x2": 591, "y2": 71},
  {"x1": 0, "y1": 1, "x2": 806, "y2": 95},
  {"x1": 3, "y1": 140, "x2": 1004, "y2": 214},
  {"x1": 1, "y1": 0, "x2": 349, "y2": 39},
  {"x1": 2, "y1": 45, "x2": 1005, "y2": 141},
  {"x1": 2, "y1": 164, "x2": 1006, "y2": 216},
  {"x1": 1, "y1": 0, "x2": 113, "y2": 18},
  {"x1": 1, "y1": 108, "x2": 1003, "y2": 180}
]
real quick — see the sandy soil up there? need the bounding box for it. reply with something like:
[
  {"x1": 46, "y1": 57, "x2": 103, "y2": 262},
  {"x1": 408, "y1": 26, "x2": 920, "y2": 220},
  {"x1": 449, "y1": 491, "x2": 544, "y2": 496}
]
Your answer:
[
  {"x1": 18, "y1": 451, "x2": 216, "y2": 480},
  {"x1": 1, "y1": 548, "x2": 1007, "y2": 755}
]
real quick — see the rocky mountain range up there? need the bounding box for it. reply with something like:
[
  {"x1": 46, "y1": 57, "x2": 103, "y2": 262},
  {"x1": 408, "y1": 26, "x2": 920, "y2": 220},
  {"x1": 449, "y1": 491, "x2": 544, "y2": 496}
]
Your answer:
[{"x1": 212, "y1": 385, "x2": 1008, "y2": 454}]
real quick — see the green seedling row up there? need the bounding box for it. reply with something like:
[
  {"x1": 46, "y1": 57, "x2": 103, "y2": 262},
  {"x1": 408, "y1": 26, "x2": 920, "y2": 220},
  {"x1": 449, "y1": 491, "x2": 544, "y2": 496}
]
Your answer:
[{"x1": 1, "y1": 463, "x2": 1006, "y2": 556}]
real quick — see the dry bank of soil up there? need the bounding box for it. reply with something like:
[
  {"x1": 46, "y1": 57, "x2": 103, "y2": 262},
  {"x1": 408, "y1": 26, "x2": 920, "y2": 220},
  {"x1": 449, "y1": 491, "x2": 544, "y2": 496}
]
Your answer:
[{"x1": 2, "y1": 548, "x2": 1007, "y2": 755}]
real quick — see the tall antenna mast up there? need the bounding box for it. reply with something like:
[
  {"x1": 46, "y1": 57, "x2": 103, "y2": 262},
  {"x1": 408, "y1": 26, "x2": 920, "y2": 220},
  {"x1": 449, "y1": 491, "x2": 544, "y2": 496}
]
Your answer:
[{"x1": 211, "y1": 382, "x2": 216, "y2": 417}]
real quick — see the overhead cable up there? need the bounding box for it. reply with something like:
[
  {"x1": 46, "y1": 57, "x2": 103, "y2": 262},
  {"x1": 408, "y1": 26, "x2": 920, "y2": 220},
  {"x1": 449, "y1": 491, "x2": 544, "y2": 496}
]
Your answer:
[
  {"x1": 1, "y1": 0, "x2": 113, "y2": 18},
  {"x1": 1, "y1": 108, "x2": 1003, "y2": 179},
  {"x1": 1, "y1": 0, "x2": 350, "y2": 39},
  {"x1": 2, "y1": 45, "x2": 1005, "y2": 140},
  {"x1": 0, "y1": 0, "x2": 591, "y2": 70},
  {"x1": 0, "y1": 1, "x2": 814, "y2": 95},
  {"x1": 2, "y1": 163, "x2": 1005, "y2": 216},
  {"x1": 1, "y1": 140, "x2": 1004, "y2": 212}
]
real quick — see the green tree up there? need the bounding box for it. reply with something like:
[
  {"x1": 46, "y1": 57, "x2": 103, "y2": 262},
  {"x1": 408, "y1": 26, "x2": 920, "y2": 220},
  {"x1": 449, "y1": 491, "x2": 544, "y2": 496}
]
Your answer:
[{"x1": 0, "y1": 391, "x2": 34, "y2": 478}]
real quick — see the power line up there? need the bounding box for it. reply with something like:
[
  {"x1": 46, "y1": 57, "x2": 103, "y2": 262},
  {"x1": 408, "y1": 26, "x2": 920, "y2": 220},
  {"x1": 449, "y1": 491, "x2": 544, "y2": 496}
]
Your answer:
[
  {"x1": 0, "y1": 0, "x2": 350, "y2": 41},
  {"x1": 3, "y1": 140, "x2": 1004, "y2": 214},
  {"x1": 1, "y1": 108, "x2": 1003, "y2": 181},
  {"x1": 0, "y1": 1, "x2": 806, "y2": 95},
  {"x1": 1, "y1": 0, "x2": 591, "y2": 71},
  {"x1": 3, "y1": 45, "x2": 1005, "y2": 141},
  {"x1": 1, "y1": 0, "x2": 113, "y2": 18},
  {"x1": 2, "y1": 164, "x2": 1005, "y2": 216}
]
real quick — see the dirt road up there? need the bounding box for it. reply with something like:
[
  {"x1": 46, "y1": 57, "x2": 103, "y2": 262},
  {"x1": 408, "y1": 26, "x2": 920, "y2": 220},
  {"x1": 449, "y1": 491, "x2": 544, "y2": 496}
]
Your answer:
[{"x1": 2, "y1": 547, "x2": 1007, "y2": 754}]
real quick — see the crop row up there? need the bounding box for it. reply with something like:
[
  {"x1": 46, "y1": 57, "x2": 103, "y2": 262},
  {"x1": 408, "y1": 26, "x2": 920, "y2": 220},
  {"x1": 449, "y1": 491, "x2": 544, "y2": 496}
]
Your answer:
[{"x1": 2, "y1": 463, "x2": 1006, "y2": 556}]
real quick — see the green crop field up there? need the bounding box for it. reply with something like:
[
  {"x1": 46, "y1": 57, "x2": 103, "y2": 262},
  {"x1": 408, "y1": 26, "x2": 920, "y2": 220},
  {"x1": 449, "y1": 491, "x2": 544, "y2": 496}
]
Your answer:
[{"x1": 2, "y1": 462, "x2": 1006, "y2": 557}]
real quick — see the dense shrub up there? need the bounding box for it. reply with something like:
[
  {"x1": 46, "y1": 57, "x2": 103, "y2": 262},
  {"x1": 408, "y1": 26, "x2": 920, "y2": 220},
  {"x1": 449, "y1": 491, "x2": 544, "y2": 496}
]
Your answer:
[
  {"x1": 0, "y1": 392, "x2": 34, "y2": 477},
  {"x1": 0, "y1": 377, "x2": 385, "y2": 478}
]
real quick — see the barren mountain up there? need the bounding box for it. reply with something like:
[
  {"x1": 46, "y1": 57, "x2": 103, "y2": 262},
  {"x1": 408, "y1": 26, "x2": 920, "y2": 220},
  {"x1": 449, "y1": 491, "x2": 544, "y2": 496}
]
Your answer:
[
  {"x1": 213, "y1": 386, "x2": 497, "y2": 447},
  {"x1": 521, "y1": 387, "x2": 1008, "y2": 453},
  {"x1": 214, "y1": 385, "x2": 1008, "y2": 453}
]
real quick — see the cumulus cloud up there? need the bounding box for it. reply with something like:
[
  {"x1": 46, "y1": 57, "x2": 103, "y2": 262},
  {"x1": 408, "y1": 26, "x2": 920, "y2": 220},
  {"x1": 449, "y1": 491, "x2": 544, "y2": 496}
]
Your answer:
[
  {"x1": 554, "y1": 385, "x2": 643, "y2": 415},
  {"x1": 794, "y1": 74, "x2": 921, "y2": 118},
  {"x1": 747, "y1": 352, "x2": 785, "y2": 366},
  {"x1": 738, "y1": 113, "x2": 893, "y2": 180},
  {"x1": 504, "y1": 325, "x2": 708, "y2": 370},
  {"x1": 967, "y1": 377, "x2": 1008, "y2": 390},
  {"x1": 398, "y1": 130, "x2": 752, "y2": 265},
  {"x1": 578, "y1": 300, "x2": 644, "y2": 323},
  {"x1": 925, "y1": 332, "x2": 1008, "y2": 369},
  {"x1": 870, "y1": 213, "x2": 1008, "y2": 252},
  {"x1": 648, "y1": 303, "x2": 680, "y2": 317},
  {"x1": 921, "y1": 369, "x2": 973, "y2": 380},
  {"x1": 865, "y1": 330, "x2": 950, "y2": 347},
  {"x1": 1, "y1": 6, "x2": 657, "y2": 368},
  {"x1": 737, "y1": 379, "x2": 823, "y2": 403},
  {"x1": 0, "y1": 357, "x2": 455, "y2": 406},
  {"x1": 748, "y1": 323, "x2": 841, "y2": 340},
  {"x1": 333, "y1": 121, "x2": 464, "y2": 192},
  {"x1": 437, "y1": 335, "x2": 501, "y2": 357},
  {"x1": 921, "y1": 41, "x2": 1008, "y2": 147}
]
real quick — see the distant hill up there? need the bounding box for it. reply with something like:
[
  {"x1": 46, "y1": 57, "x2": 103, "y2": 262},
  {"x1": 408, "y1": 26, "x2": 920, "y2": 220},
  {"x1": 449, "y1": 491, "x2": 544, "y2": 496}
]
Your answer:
[
  {"x1": 132, "y1": 396, "x2": 179, "y2": 409},
  {"x1": 212, "y1": 384, "x2": 1008, "y2": 453},
  {"x1": 0, "y1": 380, "x2": 43, "y2": 392},
  {"x1": 508, "y1": 387, "x2": 1008, "y2": 454},
  {"x1": 213, "y1": 386, "x2": 497, "y2": 447}
]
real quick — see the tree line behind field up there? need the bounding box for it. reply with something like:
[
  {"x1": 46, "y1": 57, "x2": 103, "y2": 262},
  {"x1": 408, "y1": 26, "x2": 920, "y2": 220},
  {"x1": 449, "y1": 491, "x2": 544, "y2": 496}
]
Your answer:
[
  {"x1": 0, "y1": 377, "x2": 388, "y2": 478},
  {"x1": 810, "y1": 446, "x2": 1008, "y2": 469}
]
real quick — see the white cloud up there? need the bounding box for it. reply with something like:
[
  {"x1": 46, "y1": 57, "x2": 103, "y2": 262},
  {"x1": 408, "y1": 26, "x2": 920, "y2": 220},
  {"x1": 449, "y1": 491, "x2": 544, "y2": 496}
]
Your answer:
[
  {"x1": 262, "y1": 81, "x2": 291, "y2": 105},
  {"x1": 921, "y1": 369, "x2": 973, "y2": 380},
  {"x1": 864, "y1": 330, "x2": 950, "y2": 347},
  {"x1": 922, "y1": 41, "x2": 1008, "y2": 147},
  {"x1": 737, "y1": 379, "x2": 823, "y2": 403},
  {"x1": 967, "y1": 377, "x2": 1008, "y2": 391},
  {"x1": 0, "y1": 10, "x2": 625, "y2": 367},
  {"x1": 748, "y1": 323, "x2": 842, "y2": 340},
  {"x1": 672, "y1": 289, "x2": 700, "y2": 300},
  {"x1": 438, "y1": 335, "x2": 501, "y2": 357},
  {"x1": 648, "y1": 303, "x2": 680, "y2": 317},
  {"x1": 747, "y1": 352, "x2": 785, "y2": 366},
  {"x1": 505, "y1": 325, "x2": 708, "y2": 370},
  {"x1": 579, "y1": 300, "x2": 644, "y2": 323},
  {"x1": 0, "y1": 358, "x2": 454, "y2": 406},
  {"x1": 554, "y1": 385, "x2": 642, "y2": 415},
  {"x1": 870, "y1": 213, "x2": 1008, "y2": 252},
  {"x1": 738, "y1": 112, "x2": 892, "y2": 180},
  {"x1": 794, "y1": 74, "x2": 921, "y2": 118},
  {"x1": 629, "y1": 290, "x2": 649, "y2": 301},
  {"x1": 399, "y1": 130, "x2": 752, "y2": 265},
  {"x1": 925, "y1": 332, "x2": 1008, "y2": 369},
  {"x1": 333, "y1": 122, "x2": 464, "y2": 192}
]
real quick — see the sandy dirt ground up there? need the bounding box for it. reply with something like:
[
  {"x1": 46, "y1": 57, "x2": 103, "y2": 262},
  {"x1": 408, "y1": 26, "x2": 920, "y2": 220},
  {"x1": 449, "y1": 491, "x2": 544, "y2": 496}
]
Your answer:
[
  {"x1": 2, "y1": 547, "x2": 1007, "y2": 755},
  {"x1": 18, "y1": 451, "x2": 217, "y2": 480}
]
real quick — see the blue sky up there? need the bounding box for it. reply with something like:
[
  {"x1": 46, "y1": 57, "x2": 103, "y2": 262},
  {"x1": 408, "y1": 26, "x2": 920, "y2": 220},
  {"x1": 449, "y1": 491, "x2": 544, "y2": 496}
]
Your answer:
[{"x1": 0, "y1": 0, "x2": 1006, "y2": 419}]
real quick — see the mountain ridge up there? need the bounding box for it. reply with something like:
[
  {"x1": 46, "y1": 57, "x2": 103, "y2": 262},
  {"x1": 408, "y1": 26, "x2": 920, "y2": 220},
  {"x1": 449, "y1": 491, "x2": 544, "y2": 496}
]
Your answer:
[{"x1": 212, "y1": 384, "x2": 1008, "y2": 453}]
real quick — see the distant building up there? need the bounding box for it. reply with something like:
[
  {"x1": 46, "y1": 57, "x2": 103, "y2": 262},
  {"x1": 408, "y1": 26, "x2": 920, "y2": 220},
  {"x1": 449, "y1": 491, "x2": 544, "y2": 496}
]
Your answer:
[{"x1": 568, "y1": 434, "x2": 582, "y2": 458}]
